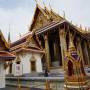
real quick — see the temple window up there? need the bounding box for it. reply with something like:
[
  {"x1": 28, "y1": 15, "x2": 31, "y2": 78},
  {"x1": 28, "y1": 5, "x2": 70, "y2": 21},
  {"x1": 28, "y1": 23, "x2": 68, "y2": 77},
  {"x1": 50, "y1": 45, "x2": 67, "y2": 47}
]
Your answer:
[{"x1": 31, "y1": 61, "x2": 36, "y2": 72}]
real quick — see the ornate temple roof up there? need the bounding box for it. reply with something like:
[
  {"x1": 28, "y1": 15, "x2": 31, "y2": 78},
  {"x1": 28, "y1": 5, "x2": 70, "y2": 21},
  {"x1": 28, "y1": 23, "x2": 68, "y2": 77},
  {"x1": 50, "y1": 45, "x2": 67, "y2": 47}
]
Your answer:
[
  {"x1": 10, "y1": 31, "x2": 44, "y2": 54},
  {"x1": 0, "y1": 30, "x2": 9, "y2": 49},
  {"x1": 35, "y1": 20, "x2": 90, "y2": 40},
  {"x1": 0, "y1": 51, "x2": 15, "y2": 61},
  {"x1": 10, "y1": 4, "x2": 90, "y2": 53},
  {"x1": 11, "y1": 32, "x2": 32, "y2": 47},
  {"x1": 29, "y1": 4, "x2": 90, "y2": 40},
  {"x1": 29, "y1": 4, "x2": 64, "y2": 31},
  {"x1": 0, "y1": 31, "x2": 16, "y2": 61}
]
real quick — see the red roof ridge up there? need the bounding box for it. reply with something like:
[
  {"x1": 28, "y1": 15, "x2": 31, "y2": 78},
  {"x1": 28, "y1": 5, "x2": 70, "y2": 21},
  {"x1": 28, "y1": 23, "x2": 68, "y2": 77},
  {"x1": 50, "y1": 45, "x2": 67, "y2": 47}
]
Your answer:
[{"x1": 0, "y1": 51, "x2": 15, "y2": 56}]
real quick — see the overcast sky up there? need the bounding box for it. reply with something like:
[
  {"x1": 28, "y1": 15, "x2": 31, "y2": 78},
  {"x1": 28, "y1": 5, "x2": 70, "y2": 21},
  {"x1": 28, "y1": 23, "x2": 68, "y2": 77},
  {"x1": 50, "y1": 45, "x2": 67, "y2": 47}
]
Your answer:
[{"x1": 0, "y1": 0, "x2": 90, "y2": 42}]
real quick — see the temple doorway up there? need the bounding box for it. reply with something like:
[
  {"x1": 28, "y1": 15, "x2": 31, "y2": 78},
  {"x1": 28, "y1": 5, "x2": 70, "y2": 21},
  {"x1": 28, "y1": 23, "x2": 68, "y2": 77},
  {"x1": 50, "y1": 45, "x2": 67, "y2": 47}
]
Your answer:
[{"x1": 31, "y1": 61, "x2": 36, "y2": 72}]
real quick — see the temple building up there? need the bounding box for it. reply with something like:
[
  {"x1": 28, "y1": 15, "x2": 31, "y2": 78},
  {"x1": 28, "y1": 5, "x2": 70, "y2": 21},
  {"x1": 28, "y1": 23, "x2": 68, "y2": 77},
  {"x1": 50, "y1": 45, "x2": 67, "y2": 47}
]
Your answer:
[
  {"x1": 29, "y1": 4, "x2": 90, "y2": 72},
  {"x1": 0, "y1": 30, "x2": 15, "y2": 88},
  {"x1": 7, "y1": 31, "x2": 44, "y2": 75},
  {"x1": 6, "y1": 4, "x2": 90, "y2": 76}
]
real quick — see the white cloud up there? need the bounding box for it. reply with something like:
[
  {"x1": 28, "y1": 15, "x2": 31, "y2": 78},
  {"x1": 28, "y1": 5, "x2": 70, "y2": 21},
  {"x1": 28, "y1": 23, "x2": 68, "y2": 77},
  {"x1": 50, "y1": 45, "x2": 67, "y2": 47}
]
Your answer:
[
  {"x1": 50, "y1": 0, "x2": 90, "y2": 27},
  {"x1": 0, "y1": 7, "x2": 34, "y2": 42}
]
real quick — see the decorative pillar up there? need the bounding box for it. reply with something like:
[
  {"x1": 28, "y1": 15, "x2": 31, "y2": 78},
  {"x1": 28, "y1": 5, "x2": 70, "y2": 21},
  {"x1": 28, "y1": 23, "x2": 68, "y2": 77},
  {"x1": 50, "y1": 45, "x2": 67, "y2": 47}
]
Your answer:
[
  {"x1": 87, "y1": 40, "x2": 90, "y2": 62},
  {"x1": 59, "y1": 28, "x2": 67, "y2": 67},
  {"x1": 81, "y1": 40, "x2": 88, "y2": 65},
  {"x1": 64, "y1": 32, "x2": 89, "y2": 90},
  {"x1": 77, "y1": 37, "x2": 84, "y2": 66},
  {"x1": 44, "y1": 33, "x2": 50, "y2": 71},
  {"x1": 83, "y1": 40, "x2": 90, "y2": 65}
]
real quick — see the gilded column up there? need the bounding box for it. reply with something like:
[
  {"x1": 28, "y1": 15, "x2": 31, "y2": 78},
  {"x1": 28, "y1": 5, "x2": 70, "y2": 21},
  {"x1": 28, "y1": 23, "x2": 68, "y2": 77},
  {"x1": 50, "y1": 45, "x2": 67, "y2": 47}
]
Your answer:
[
  {"x1": 84, "y1": 40, "x2": 90, "y2": 65},
  {"x1": 87, "y1": 40, "x2": 90, "y2": 61},
  {"x1": 44, "y1": 33, "x2": 50, "y2": 71},
  {"x1": 59, "y1": 28, "x2": 67, "y2": 68},
  {"x1": 77, "y1": 37, "x2": 84, "y2": 65}
]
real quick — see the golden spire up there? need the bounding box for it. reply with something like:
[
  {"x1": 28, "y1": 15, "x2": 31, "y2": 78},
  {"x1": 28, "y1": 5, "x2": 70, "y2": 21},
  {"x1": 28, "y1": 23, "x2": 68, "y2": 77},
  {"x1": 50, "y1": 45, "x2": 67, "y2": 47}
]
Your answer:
[
  {"x1": 19, "y1": 33, "x2": 21, "y2": 37},
  {"x1": 49, "y1": 0, "x2": 52, "y2": 11},
  {"x1": 71, "y1": 20, "x2": 72, "y2": 24},
  {"x1": 34, "y1": 0, "x2": 38, "y2": 5},
  {"x1": 80, "y1": 24, "x2": 82, "y2": 30},
  {"x1": 88, "y1": 27, "x2": 90, "y2": 32},
  {"x1": 42, "y1": 0, "x2": 46, "y2": 8},
  {"x1": 63, "y1": 11, "x2": 65, "y2": 19},
  {"x1": 84, "y1": 27, "x2": 87, "y2": 33}
]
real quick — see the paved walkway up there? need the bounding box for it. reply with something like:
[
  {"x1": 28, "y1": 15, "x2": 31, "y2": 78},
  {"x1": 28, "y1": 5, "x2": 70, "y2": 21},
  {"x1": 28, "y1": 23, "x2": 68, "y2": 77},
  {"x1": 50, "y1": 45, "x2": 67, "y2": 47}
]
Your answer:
[{"x1": 0, "y1": 86, "x2": 44, "y2": 90}]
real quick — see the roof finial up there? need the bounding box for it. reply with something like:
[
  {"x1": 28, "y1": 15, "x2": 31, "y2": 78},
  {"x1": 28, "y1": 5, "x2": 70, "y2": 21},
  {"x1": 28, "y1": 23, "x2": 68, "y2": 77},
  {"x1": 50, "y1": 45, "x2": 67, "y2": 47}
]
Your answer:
[
  {"x1": 42, "y1": 0, "x2": 46, "y2": 8},
  {"x1": 19, "y1": 33, "x2": 21, "y2": 37},
  {"x1": 63, "y1": 11, "x2": 65, "y2": 19},
  {"x1": 88, "y1": 27, "x2": 90, "y2": 32},
  {"x1": 71, "y1": 20, "x2": 72, "y2": 24},
  {"x1": 34, "y1": 0, "x2": 38, "y2": 5},
  {"x1": 80, "y1": 24, "x2": 82, "y2": 30},
  {"x1": 49, "y1": 0, "x2": 52, "y2": 11},
  {"x1": 85, "y1": 27, "x2": 87, "y2": 31}
]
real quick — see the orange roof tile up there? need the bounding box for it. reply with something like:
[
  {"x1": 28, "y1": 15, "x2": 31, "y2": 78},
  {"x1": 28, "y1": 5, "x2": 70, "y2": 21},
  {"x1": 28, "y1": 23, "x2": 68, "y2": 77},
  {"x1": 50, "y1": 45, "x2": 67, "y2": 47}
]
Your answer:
[{"x1": 0, "y1": 51, "x2": 16, "y2": 61}]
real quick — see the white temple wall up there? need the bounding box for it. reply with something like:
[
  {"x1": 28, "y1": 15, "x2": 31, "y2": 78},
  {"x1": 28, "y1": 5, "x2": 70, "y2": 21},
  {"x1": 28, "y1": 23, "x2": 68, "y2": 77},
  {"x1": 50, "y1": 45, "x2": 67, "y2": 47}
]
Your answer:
[
  {"x1": 34, "y1": 54, "x2": 42, "y2": 72},
  {"x1": 11, "y1": 52, "x2": 43, "y2": 75},
  {"x1": 20, "y1": 53, "x2": 32, "y2": 74},
  {"x1": 0, "y1": 62, "x2": 5, "y2": 88}
]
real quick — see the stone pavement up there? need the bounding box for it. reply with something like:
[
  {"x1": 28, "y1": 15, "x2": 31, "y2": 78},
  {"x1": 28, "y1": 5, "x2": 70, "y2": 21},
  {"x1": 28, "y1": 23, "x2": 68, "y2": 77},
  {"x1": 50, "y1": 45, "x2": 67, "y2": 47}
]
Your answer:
[{"x1": 0, "y1": 86, "x2": 44, "y2": 90}]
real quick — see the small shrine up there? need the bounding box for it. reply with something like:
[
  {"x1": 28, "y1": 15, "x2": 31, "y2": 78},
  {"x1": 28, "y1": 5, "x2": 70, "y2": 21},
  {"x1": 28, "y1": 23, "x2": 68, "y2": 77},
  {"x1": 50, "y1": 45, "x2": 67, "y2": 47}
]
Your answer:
[
  {"x1": 64, "y1": 32, "x2": 89, "y2": 90},
  {"x1": 8, "y1": 31, "x2": 44, "y2": 75},
  {"x1": 0, "y1": 31, "x2": 15, "y2": 88}
]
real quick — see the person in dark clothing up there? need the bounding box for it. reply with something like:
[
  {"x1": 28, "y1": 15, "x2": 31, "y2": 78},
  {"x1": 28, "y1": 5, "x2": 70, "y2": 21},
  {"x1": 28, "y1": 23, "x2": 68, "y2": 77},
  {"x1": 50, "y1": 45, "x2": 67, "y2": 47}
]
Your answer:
[{"x1": 44, "y1": 67, "x2": 48, "y2": 77}]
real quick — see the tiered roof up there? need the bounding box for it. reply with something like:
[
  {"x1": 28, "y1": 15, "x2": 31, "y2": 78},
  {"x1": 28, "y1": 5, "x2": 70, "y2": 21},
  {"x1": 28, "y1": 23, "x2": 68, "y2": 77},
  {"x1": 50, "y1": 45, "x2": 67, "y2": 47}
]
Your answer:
[
  {"x1": 29, "y1": 4, "x2": 64, "y2": 31},
  {"x1": 10, "y1": 4, "x2": 90, "y2": 54},
  {"x1": 0, "y1": 51, "x2": 15, "y2": 60},
  {"x1": 29, "y1": 4, "x2": 90, "y2": 40},
  {"x1": 0, "y1": 31, "x2": 15, "y2": 61},
  {"x1": 35, "y1": 20, "x2": 90, "y2": 40},
  {"x1": 10, "y1": 31, "x2": 44, "y2": 54}
]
